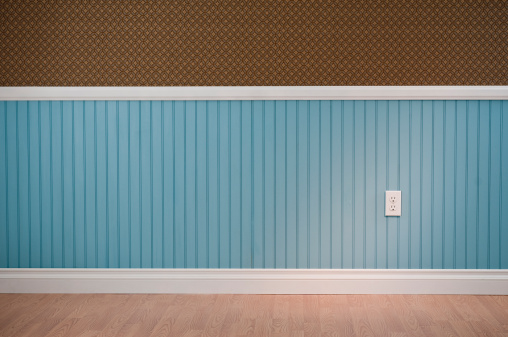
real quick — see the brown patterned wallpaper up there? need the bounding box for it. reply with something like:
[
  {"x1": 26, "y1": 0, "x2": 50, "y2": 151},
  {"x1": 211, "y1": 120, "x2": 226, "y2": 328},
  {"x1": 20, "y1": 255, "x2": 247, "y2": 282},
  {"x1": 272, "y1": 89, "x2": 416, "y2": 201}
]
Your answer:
[{"x1": 1, "y1": 0, "x2": 507, "y2": 86}]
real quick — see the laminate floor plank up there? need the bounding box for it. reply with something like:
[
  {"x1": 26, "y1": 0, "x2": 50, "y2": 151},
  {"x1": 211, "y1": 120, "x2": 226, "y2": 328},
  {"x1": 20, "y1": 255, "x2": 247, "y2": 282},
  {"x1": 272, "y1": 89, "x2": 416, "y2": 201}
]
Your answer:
[{"x1": 0, "y1": 294, "x2": 507, "y2": 336}]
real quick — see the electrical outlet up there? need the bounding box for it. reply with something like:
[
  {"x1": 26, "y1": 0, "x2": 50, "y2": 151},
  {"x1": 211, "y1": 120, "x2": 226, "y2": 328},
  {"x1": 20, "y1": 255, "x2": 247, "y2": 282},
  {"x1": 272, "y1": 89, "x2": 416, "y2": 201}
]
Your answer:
[{"x1": 385, "y1": 191, "x2": 401, "y2": 216}]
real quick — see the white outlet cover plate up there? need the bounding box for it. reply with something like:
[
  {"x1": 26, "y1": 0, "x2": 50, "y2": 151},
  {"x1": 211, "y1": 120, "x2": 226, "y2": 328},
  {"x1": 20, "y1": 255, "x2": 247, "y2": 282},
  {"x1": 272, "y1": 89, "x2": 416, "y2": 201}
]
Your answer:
[{"x1": 385, "y1": 191, "x2": 401, "y2": 216}]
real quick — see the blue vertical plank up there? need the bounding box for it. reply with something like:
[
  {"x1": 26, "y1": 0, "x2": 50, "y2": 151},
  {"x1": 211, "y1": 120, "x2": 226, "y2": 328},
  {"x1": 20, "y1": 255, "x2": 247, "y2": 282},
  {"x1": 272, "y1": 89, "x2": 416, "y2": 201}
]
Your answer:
[
  {"x1": 128, "y1": 102, "x2": 141, "y2": 268},
  {"x1": 117, "y1": 101, "x2": 130, "y2": 267},
  {"x1": 489, "y1": 101, "x2": 501, "y2": 268},
  {"x1": 95, "y1": 101, "x2": 107, "y2": 268},
  {"x1": 320, "y1": 101, "x2": 331, "y2": 268},
  {"x1": 140, "y1": 102, "x2": 152, "y2": 267},
  {"x1": 286, "y1": 101, "x2": 297, "y2": 269},
  {"x1": 240, "y1": 101, "x2": 253, "y2": 268},
  {"x1": 387, "y1": 101, "x2": 399, "y2": 268},
  {"x1": 218, "y1": 101, "x2": 230, "y2": 268},
  {"x1": 6, "y1": 102, "x2": 19, "y2": 267},
  {"x1": 409, "y1": 101, "x2": 422, "y2": 268},
  {"x1": 263, "y1": 101, "x2": 275, "y2": 268},
  {"x1": 501, "y1": 101, "x2": 508, "y2": 269},
  {"x1": 443, "y1": 101, "x2": 456, "y2": 268},
  {"x1": 184, "y1": 102, "x2": 197, "y2": 268},
  {"x1": 330, "y1": 101, "x2": 342, "y2": 268},
  {"x1": 466, "y1": 101, "x2": 479, "y2": 268},
  {"x1": 252, "y1": 101, "x2": 265, "y2": 268},
  {"x1": 84, "y1": 101, "x2": 97, "y2": 267},
  {"x1": 421, "y1": 101, "x2": 433, "y2": 268},
  {"x1": 0, "y1": 102, "x2": 6, "y2": 267},
  {"x1": 151, "y1": 101, "x2": 163, "y2": 268},
  {"x1": 275, "y1": 100, "x2": 286, "y2": 268},
  {"x1": 477, "y1": 101, "x2": 490, "y2": 268},
  {"x1": 398, "y1": 100, "x2": 410, "y2": 269},
  {"x1": 17, "y1": 102, "x2": 30, "y2": 267},
  {"x1": 39, "y1": 101, "x2": 52, "y2": 267},
  {"x1": 375, "y1": 101, "x2": 388, "y2": 268},
  {"x1": 432, "y1": 101, "x2": 444, "y2": 269},
  {"x1": 51, "y1": 102, "x2": 63, "y2": 268},
  {"x1": 353, "y1": 101, "x2": 365, "y2": 268},
  {"x1": 230, "y1": 101, "x2": 242, "y2": 268},
  {"x1": 173, "y1": 101, "x2": 185, "y2": 267},
  {"x1": 455, "y1": 101, "x2": 467, "y2": 269},
  {"x1": 207, "y1": 101, "x2": 219, "y2": 268},
  {"x1": 296, "y1": 101, "x2": 309, "y2": 268},
  {"x1": 341, "y1": 101, "x2": 354, "y2": 268},
  {"x1": 308, "y1": 101, "x2": 321, "y2": 268},
  {"x1": 28, "y1": 102, "x2": 41, "y2": 267},
  {"x1": 62, "y1": 101, "x2": 74, "y2": 267},
  {"x1": 73, "y1": 102, "x2": 85, "y2": 267},
  {"x1": 364, "y1": 101, "x2": 377, "y2": 268},
  {"x1": 106, "y1": 101, "x2": 119, "y2": 267},
  {"x1": 196, "y1": 101, "x2": 208, "y2": 268},
  {"x1": 162, "y1": 101, "x2": 174, "y2": 267}
]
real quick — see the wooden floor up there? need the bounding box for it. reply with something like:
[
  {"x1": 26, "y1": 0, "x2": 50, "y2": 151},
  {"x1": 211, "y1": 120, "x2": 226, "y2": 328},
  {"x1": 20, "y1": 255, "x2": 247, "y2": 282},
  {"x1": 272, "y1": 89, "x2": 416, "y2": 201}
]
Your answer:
[{"x1": 0, "y1": 294, "x2": 507, "y2": 336}]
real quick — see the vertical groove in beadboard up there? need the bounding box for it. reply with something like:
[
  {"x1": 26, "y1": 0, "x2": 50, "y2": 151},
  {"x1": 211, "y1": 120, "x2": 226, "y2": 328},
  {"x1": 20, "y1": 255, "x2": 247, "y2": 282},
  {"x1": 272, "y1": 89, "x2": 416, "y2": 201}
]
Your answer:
[
  {"x1": 50, "y1": 102, "x2": 54, "y2": 267},
  {"x1": 476, "y1": 101, "x2": 480, "y2": 268},
  {"x1": 127, "y1": 102, "x2": 131, "y2": 268},
  {"x1": 105, "y1": 103, "x2": 109, "y2": 267},
  {"x1": 442, "y1": 102, "x2": 446, "y2": 269},
  {"x1": 406, "y1": 102, "x2": 413, "y2": 268},
  {"x1": 227, "y1": 102, "x2": 231, "y2": 268},
  {"x1": 363, "y1": 101, "x2": 367, "y2": 268},
  {"x1": 340, "y1": 101, "x2": 344, "y2": 269},
  {"x1": 161, "y1": 102, "x2": 165, "y2": 268},
  {"x1": 150, "y1": 101, "x2": 153, "y2": 268},
  {"x1": 1, "y1": 99, "x2": 507, "y2": 270},
  {"x1": 262, "y1": 101, "x2": 265, "y2": 268},
  {"x1": 352, "y1": 100, "x2": 356, "y2": 268},
  {"x1": 487, "y1": 101, "x2": 491, "y2": 268},
  {"x1": 284, "y1": 101, "x2": 287, "y2": 268},
  {"x1": 431, "y1": 101, "x2": 434, "y2": 268},
  {"x1": 465, "y1": 101, "x2": 469, "y2": 268},
  {"x1": 453, "y1": 101, "x2": 457, "y2": 268},
  {"x1": 295, "y1": 102, "x2": 299, "y2": 268},
  {"x1": 500, "y1": 101, "x2": 503, "y2": 268},
  {"x1": 273, "y1": 101, "x2": 276, "y2": 268},
  {"x1": 374, "y1": 101, "x2": 378, "y2": 269},
  {"x1": 397, "y1": 101, "x2": 400, "y2": 269},
  {"x1": 116, "y1": 101, "x2": 120, "y2": 268},
  {"x1": 60, "y1": 102, "x2": 64, "y2": 267},
  {"x1": 39, "y1": 102, "x2": 42, "y2": 267},
  {"x1": 318, "y1": 101, "x2": 322, "y2": 268},
  {"x1": 205, "y1": 101, "x2": 209, "y2": 268},
  {"x1": 307, "y1": 101, "x2": 310, "y2": 268},
  {"x1": 420, "y1": 101, "x2": 423, "y2": 269},
  {"x1": 239, "y1": 102, "x2": 243, "y2": 267}
]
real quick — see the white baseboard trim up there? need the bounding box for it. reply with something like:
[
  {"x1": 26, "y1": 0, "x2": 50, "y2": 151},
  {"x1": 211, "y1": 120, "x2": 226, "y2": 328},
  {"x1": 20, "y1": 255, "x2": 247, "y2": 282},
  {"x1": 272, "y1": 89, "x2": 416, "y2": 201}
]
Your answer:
[
  {"x1": 1, "y1": 86, "x2": 507, "y2": 101},
  {"x1": 1, "y1": 269, "x2": 507, "y2": 294}
]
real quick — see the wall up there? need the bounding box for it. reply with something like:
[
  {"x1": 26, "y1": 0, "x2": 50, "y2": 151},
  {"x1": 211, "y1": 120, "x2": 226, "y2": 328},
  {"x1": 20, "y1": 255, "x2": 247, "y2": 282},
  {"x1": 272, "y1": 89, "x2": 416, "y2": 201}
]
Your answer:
[
  {"x1": 1, "y1": 99, "x2": 507, "y2": 269},
  {"x1": 1, "y1": 1, "x2": 507, "y2": 86}
]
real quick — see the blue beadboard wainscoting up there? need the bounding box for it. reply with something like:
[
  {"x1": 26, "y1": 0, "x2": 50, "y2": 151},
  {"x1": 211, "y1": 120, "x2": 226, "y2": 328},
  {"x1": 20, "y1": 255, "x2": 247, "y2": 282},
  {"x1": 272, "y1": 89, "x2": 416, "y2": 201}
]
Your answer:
[{"x1": 1, "y1": 100, "x2": 507, "y2": 269}]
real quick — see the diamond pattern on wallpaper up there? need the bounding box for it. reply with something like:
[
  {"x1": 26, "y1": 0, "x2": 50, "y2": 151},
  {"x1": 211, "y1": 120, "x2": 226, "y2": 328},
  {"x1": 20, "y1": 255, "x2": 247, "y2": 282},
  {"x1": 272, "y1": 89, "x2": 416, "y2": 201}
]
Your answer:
[{"x1": 0, "y1": 0, "x2": 507, "y2": 86}]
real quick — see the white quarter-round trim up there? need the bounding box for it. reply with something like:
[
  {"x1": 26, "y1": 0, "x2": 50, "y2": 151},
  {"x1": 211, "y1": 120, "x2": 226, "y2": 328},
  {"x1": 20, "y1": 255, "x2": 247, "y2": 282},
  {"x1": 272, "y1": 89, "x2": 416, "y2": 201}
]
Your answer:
[
  {"x1": 1, "y1": 269, "x2": 507, "y2": 294},
  {"x1": 0, "y1": 86, "x2": 507, "y2": 101}
]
